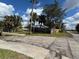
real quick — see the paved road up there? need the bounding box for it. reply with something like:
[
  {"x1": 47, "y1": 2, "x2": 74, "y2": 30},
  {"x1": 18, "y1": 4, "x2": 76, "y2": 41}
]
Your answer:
[
  {"x1": 0, "y1": 40, "x2": 49, "y2": 59},
  {"x1": 0, "y1": 33, "x2": 79, "y2": 59},
  {"x1": 68, "y1": 32, "x2": 79, "y2": 59},
  {"x1": 0, "y1": 36, "x2": 56, "y2": 48},
  {"x1": 0, "y1": 36, "x2": 72, "y2": 59}
]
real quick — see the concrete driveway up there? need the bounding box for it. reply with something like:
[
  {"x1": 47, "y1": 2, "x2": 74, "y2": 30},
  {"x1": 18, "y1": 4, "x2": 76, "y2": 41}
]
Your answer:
[
  {"x1": 0, "y1": 40, "x2": 49, "y2": 59},
  {"x1": 0, "y1": 33, "x2": 79, "y2": 59}
]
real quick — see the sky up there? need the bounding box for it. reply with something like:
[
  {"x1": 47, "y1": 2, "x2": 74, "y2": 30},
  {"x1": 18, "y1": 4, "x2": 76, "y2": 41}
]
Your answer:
[{"x1": 0, "y1": 0, "x2": 79, "y2": 30}]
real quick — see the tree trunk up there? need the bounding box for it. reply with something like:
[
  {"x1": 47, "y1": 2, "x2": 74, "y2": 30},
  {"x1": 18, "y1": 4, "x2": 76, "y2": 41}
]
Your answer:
[{"x1": 29, "y1": 1, "x2": 34, "y2": 34}]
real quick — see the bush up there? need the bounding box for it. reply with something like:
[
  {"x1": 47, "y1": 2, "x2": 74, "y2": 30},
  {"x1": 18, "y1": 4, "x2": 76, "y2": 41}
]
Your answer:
[
  {"x1": 76, "y1": 24, "x2": 79, "y2": 33},
  {"x1": 0, "y1": 32, "x2": 1, "y2": 36},
  {"x1": 32, "y1": 27, "x2": 50, "y2": 33}
]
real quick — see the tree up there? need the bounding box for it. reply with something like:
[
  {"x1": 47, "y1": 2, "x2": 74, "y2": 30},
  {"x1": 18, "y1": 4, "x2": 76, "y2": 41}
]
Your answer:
[
  {"x1": 13, "y1": 15, "x2": 22, "y2": 31},
  {"x1": 29, "y1": 0, "x2": 38, "y2": 34},
  {"x1": 3, "y1": 16, "x2": 13, "y2": 32},
  {"x1": 0, "y1": 21, "x2": 4, "y2": 34},
  {"x1": 43, "y1": 0, "x2": 66, "y2": 33},
  {"x1": 3, "y1": 15, "x2": 22, "y2": 32},
  {"x1": 38, "y1": 15, "x2": 46, "y2": 27},
  {"x1": 76, "y1": 24, "x2": 79, "y2": 33},
  {"x1": 30, "y1": 12, "x2": 38, "y2": 25},
  {"x1": 0, "y1": 21, "x2": 3, "y2": 28}
]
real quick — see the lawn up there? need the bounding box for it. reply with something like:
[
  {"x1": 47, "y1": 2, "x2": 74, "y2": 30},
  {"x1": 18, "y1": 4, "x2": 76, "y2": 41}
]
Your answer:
[
  {"x1": 1, "y1": 29, "x2": 73, "y2": 37},
  {"x1": 0, "y1": 49, "x2": 32, "y2": 59},
  {"x1": 28, "y1": 33, "x2": 51, "y2": 36},
  {"x1": 26, "y1": 32, "x2": 73, "y2": 37},
  {"x1": 51, "y1": 32, "x2": 73, "y2": 37}
]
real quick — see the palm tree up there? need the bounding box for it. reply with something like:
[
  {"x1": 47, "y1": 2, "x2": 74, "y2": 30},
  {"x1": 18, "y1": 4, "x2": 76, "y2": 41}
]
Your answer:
[
  {"x1": 29, "y1": 0, "x2": 38, "y2": 34},
  {"x1": 38, "y1": 15, "x2": 46, "y2": 27},
  {"x1": 30, "y1": 12, "x2": 38, "y2": 25}
]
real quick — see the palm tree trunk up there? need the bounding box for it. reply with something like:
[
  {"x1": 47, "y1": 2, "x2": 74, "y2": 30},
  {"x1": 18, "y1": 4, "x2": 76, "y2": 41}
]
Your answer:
[{"x1": 29, "y1": 0, "x2": 34, "y2": 34}]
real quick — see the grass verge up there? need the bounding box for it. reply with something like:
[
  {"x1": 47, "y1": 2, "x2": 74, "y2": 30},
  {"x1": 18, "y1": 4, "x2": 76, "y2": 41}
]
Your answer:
[
  {"x1": 1, "y1": 30, "x2": 73, "y2": 38},
  {"x1": 0, "y1": 49, "x2": 32, "y2": 59},
  {"x1": 28, "y1": 33, "x2": 51, "y2": 36},
  {"x1": 51, "y1": 32, "x2": 73, "y2": 37},
  {"x1": 26, "y1": 32, "x2": 73, "y2": 38}
]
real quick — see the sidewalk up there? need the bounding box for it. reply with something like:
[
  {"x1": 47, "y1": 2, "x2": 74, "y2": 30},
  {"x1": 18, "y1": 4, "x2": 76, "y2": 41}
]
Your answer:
[
  {"x1": 68, "y1": 39, "x2": 79, "y2": 59},
  {"x1": 0, "y1": 40, "x2": 49, "y2": 59}
]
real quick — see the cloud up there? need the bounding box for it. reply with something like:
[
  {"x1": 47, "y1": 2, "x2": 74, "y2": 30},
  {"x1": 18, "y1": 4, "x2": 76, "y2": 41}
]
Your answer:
[
  {"x1": 0, "y1": 2, "x2": 15, "y2": 21},
  {"x1": 74, "y1": 20, "x2": 79, "y2": 24},
  {"x1": 22, "y1": 7, "x2": 43, "y2": 27},
  {"x1": 73, "y1": 12, "x2": 79, "y2": 20},
  {"x1": 65, "y1": 17, "x2": 75, "y2": 22},
  {"x1": 63, "y1": 12, "x2": 79, "y2": 30},
  {"x1": 65, "y1": 24, "x2": 72, "y2": 30},
  {"x1": 15, "y1": 12, "x2": 19, "y2": 16},
  {"x1": 36, "y1": 2, "x2": 41, "y2": 6},
  {"x1": 21, "y1": 14, "x2": 30, "y2": 27},
  {"x1": 63, "y1": 0, "x2": 79, "y2": 12},
  {"x1": 22, "y1": 14, "x2": 30, "y2": 21},
  {"x1": 26, "y1": 7, "x2": 43, "y2": 15},
  {"x1": 21, "y1": 22, "x2": 29, "y2": 27}
]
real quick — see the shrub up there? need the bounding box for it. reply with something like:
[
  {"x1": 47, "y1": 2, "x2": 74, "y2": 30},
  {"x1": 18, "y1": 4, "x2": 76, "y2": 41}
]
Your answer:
[{"x1": 76, "y1": 24, "x2": 79, "y2": 33}]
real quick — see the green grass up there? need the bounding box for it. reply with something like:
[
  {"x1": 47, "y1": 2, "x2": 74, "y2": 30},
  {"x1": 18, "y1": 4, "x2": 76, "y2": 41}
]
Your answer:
[
  {"x1": 0, "y1": 49, "x2": 32, "y2": 59},
  {"x1": 2, "y1": 29, "x2": 73, "y2": 37},
  {"x1": 26, "y1": 32, "x2": 73, "y2": 38},
  {"x1": 28, "y1": 33, "x2": 51, "y2": 36},
  {"x1": 51, "y1": 32, "x2": 73, "y2": 37},
  {"x1": 16, "y1": 31, "x2": 28, "y2": 34}
]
